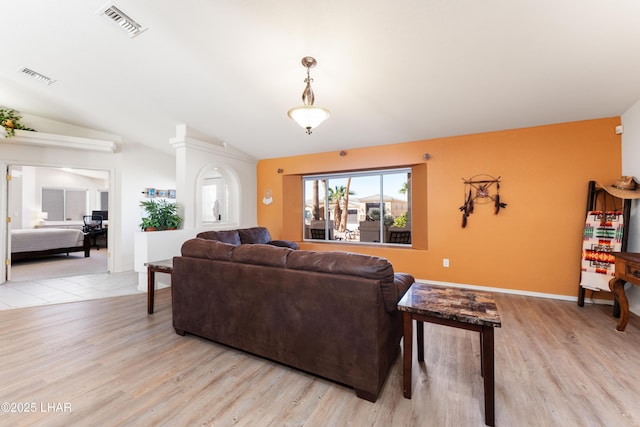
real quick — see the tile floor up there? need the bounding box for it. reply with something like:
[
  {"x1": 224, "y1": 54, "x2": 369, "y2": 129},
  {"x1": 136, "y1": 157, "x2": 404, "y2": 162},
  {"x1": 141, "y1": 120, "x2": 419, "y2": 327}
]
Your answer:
[{"x1": 0, "y1": 271, "x2": 142, "y2": 310}]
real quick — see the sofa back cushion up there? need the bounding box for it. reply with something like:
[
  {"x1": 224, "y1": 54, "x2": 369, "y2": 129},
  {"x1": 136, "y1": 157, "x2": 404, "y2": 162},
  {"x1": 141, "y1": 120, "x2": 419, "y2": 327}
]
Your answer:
[
  {"x1": 196, "y1": 230, "x2": 241, "y2": 246},
  {"x1": 182, "y1": 239, "x2": 394, "y2": 281},
  {"x1": 238, "y1": 227, "x2": 272, "y2": 244},
  {"x1": 287, "y1": 250, "x2": 398, "y2": 312},
  {"x1": 287, "y1": 250, "x2": 394, "y2": 281},
  {"x1": 231, "y1": 243, "x2": 291, "y2": 268},
  {"x1": 182, "y1": 238, "x2": 235, "y2": 261},
  {"x1": 179, "y1": 238, "x2": 401, "y2": 312}
]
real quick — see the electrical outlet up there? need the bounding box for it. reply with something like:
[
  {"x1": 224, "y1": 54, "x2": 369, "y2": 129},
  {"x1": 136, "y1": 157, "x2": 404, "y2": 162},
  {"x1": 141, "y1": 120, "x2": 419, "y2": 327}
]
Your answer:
[{"x1": 443, "y1": 258, "x2": 450, "y2": 268}]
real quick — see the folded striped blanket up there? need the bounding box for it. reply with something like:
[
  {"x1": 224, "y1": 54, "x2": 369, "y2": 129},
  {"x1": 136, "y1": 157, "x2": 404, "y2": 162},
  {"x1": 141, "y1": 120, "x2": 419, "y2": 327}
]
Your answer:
[{"x1": 579, "y1": 211, "x2": 623, "y2": 292}]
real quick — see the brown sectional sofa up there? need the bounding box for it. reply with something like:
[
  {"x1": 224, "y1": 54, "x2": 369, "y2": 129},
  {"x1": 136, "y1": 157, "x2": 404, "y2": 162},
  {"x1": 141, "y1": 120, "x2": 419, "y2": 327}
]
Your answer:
[{"x1": 172, "y1": 238, "x2": 414, "y2": 401}]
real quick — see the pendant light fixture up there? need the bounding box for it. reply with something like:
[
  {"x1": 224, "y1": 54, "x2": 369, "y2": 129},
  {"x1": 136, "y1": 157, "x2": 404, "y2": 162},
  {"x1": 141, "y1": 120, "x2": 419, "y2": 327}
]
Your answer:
[{"x1": 287, "y1": 56, "x2": 330, "y2": 134}]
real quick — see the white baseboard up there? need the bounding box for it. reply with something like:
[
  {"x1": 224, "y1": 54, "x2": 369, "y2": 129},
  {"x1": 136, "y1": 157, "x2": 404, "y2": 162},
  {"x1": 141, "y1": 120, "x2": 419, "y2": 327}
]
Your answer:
[{"x1": 414, "y1": 278, "x2": 615, "y2": 306}]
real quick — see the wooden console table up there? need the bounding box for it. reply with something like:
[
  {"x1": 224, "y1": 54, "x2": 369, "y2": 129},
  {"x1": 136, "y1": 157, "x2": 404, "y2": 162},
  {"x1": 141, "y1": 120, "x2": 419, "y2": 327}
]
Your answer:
[
  {"x1": 398, "y1": 283, "x2": 502, "y2": 426},
  {"x1": 145, "y1": 258, "x2": 173, "y2": 314},
  {"x1": 609, "y1": 252, "x2": 640, "y2": 331}
]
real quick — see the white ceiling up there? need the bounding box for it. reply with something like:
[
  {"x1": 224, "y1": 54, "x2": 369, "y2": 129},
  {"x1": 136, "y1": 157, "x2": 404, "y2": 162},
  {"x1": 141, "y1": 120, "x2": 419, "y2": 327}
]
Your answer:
[{"x1": 2, "y1": 1, "x2": 640, "y2": 160}]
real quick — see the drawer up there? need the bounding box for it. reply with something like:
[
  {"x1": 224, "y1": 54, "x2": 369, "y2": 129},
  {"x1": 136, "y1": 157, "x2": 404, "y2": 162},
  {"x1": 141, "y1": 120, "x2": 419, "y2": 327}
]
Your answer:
[
  {"x1": 625, "y1": 264, "x2": 640, "y2": 277},
  {"x1": 622, "y1": 260, "x2": 640, "y2": 284}
]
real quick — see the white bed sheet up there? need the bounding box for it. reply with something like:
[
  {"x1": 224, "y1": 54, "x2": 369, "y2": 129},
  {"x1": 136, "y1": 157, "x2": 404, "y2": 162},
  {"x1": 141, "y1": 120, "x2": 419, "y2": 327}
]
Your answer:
[{"x1": 11, "y1": 228, "x2": 85, "y2": 253}]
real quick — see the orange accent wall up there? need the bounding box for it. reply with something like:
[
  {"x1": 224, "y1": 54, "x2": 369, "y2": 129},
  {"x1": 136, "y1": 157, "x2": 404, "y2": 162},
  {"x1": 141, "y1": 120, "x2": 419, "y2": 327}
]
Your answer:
[{"x1": 257, "y1": 117, "x2": 622, "y2": 297}]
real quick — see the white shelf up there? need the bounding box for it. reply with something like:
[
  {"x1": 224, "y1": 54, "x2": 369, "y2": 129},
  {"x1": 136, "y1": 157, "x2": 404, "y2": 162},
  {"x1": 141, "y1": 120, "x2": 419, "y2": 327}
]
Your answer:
[{"x1": 1, "y1": 129, "x2": 117, "y2": 153}]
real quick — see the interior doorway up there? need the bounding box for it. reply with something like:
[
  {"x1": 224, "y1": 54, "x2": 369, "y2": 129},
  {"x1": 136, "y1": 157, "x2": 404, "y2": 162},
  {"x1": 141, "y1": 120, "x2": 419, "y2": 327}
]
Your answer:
[{"x1": 5, "y1": 165, "x2": 110, "y2": 282}]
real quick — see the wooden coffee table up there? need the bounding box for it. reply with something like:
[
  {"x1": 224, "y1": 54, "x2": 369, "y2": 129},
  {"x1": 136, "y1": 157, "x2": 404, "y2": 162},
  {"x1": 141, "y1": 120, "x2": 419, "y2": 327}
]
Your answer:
[{"x1": 398, "y1": 282, "x2": 502, "y2": 426}]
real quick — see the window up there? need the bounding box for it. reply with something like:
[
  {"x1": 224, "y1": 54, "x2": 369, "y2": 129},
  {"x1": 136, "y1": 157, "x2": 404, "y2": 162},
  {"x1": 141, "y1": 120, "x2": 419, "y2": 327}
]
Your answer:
[
  {"x1": 303, "y1": 168, "x2": 411, "y2": 245},
  {"x1": 99, "y1": 190, "x2": 109, "y2": 210},
  {"x1": 42, "y1": 188, "x2": 88, "y2": 221}
]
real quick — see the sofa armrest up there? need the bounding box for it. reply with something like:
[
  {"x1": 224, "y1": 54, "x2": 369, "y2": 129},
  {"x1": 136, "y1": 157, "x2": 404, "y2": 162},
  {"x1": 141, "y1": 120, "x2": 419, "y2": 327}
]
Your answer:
[
  {"x1": 269, "y1": 240, "x2": 299, "y2": 250},
  {"x1": 394, "y1": 273, "x2": 414, "y2": 299},
  {"x1": 378, "y1": 273, "x2": 415, "y2": 313}
]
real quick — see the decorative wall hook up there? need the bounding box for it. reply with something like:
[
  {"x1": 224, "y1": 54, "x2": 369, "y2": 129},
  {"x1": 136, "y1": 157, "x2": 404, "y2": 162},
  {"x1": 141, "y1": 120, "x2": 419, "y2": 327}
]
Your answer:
[
  {"x1": 459, "y1": 174, "x2": 507, "y2": 228},
  {"x1": 263, "y1": 188, "x2": 273, "y2": 205}
]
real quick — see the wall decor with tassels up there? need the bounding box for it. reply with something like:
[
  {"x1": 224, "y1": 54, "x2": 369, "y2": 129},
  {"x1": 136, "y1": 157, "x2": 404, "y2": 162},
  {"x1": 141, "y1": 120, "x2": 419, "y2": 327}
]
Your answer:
[{"x1": 459, "y1": 174, "x2": 507, "y2": 228}]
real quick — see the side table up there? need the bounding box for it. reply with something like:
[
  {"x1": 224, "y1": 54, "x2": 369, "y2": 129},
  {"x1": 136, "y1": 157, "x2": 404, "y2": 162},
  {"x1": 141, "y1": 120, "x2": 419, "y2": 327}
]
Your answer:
[
  {"x1": 609, "y1": 252, "x2": 640, "y2": 331},
  {"x1": 397, "y1": 282, "x2": 502, "y2": 426},
  {"x1": 145, "y1": 258, "x2": 174, "y2": 314}
]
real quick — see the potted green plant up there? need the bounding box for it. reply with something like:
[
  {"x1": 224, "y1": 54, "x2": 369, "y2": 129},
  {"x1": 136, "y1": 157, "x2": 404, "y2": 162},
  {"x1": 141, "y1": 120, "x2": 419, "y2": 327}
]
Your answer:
[{"x1": 139, "y1": 199, "x2": 182, "y2": 231}]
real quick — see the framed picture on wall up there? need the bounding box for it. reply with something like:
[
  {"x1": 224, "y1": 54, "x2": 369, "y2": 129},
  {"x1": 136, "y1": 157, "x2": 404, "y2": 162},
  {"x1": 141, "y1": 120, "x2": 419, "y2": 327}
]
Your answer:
[
  {"x1": 168, "y1": 189, "x2": 176, "y2": 198},
  {"x1": 157, "y1": 189, "x2": 168, "y2": 198},
  {"x1": 147, "y1": 188, "x2": 156, "y2": 198}
]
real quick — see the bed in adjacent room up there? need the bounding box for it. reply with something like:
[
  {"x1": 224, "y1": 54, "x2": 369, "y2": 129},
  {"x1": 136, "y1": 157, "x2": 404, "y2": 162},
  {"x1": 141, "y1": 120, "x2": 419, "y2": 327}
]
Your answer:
[{"x1": 11, "y1": 228, "x2": 90, "y2": 261}]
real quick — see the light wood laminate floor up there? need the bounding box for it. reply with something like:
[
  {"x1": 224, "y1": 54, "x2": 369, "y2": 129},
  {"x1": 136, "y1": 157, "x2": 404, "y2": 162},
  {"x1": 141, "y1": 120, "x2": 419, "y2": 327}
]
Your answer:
[{"x1": 0, "y1": 289, "x2": 638, "y2": 426}]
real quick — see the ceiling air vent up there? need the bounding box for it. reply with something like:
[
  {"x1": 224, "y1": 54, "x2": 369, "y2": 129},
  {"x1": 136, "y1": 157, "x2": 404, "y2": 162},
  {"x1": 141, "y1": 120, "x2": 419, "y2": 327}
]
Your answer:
[
  {"x1": 18, "y1": 67, "x2": 56, "y2": 85},
  {"x1": 99, "y1": 4, "x2": 147, "y2": 38}
]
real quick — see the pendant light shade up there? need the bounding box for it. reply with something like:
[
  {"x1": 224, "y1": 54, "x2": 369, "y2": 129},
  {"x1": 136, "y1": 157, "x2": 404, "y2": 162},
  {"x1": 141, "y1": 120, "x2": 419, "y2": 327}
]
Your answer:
[
  {"x1": 288, "y1": 57, "x2": 330, "y2": 134},
  {"x1": 287, "y1": 105, "x2": 331, "y2": 133}
]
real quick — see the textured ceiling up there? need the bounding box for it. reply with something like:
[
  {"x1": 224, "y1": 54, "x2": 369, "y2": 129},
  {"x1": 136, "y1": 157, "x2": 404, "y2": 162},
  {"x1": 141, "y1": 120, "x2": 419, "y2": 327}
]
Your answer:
[{"x1": 2, "y1": 1, "x2": 640, "y2": 159}]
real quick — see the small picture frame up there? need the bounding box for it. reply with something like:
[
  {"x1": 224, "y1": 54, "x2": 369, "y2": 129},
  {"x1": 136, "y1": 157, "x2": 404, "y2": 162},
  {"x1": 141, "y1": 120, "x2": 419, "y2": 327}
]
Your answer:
[
  {"x1": 168, "y1": 189, "x2": 176, "y2": 199},
  {"x1": 147, "y1": 188, "x2": 156, "y2": 198},
  {"x1": 157, "y1": 189, "x2": 168, "y2": 198}
]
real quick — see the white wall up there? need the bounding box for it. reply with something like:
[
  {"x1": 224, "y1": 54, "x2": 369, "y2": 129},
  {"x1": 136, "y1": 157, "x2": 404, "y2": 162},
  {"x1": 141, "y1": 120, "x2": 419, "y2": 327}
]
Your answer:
[
  {"x1": 621, "y1": 100, "x2": 640, "y2": 316},
  {"x1": 21, "y1": 166, "x2": 107, "y2": 227},
  {"x1": 19, "y1": 166, "x2": 35, "y2": 228},
  {"x1": 115, "y1": 143, "x2": 176, "y2": 272},
  {"x1": 8, "y1": 166, "x2": 24, "y2": 229}
]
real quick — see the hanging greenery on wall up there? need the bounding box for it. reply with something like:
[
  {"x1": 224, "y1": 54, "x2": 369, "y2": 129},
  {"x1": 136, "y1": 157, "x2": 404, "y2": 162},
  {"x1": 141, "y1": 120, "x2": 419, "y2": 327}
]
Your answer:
[{"x1": 0, "y1": 108, "x2": 36, "y2": 137}]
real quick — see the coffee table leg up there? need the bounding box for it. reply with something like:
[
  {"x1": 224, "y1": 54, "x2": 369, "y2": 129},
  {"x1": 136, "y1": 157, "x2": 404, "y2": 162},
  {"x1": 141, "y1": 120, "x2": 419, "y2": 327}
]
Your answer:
[
  {"x1": 403, "y1": 312, "x2": 413, "y2": 398},
  {"x1": 480, "y1": 331, "x2": 484, "y2": 377},
  {"x1": 147, "y1": 267, "x2": 155, "y2": 314},
  {"x1": 417, "y1": 320, "x2": 424, "y2": 362},
  {"x1": 481, "y1": 326, "x2": 495, "y2": 426}
]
